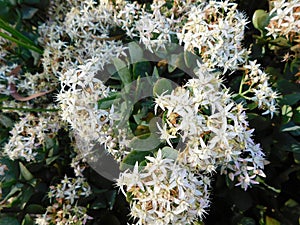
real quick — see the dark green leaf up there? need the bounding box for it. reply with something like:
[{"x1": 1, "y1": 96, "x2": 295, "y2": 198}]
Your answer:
[
  {"x1": 20, "y1": 6, "x2": 38, "y2": 19},
  {"x1": 18, "y1": 186, "x2": 34, "y2": 209},
  {"x1": 269, "y1": 37, "x2": 291, "y2": 47},
  {"x1": 91, "y1": 201, "x2": 106, "y2": 210},
  {"x1": 133, "y1": 61, "x2": 152, "y2": 79},
  {"x1": 279, "y1": 93, "x2": 300, "y2": 106},
  {"x1": 0, "y1": 217, "x2": 20, "y2": 225},
  {"x1": 293, "y1": 106, "x2": 300, "y2": 124},
  {"x1": 45, "y1": 155, "x2": 60, "y2": 165},
  {"x1": 0, "y1": 158, "x2": 19, "y2": 182},
  {"x1": 289, "y1": 57, "x2": 300, "y2": 75},
  {"x1": 1, "y1": 183, "x2": 23, "y2": 203},
  {"x1": 100, "y1": 213, "x2": 120, "y2": 225},
  {"x1": 275, "y1": 79, "x2": 299, "y2": 94},
  {"x1": 21, "y1": 214, "x2": 34, "y2": 225},
  {"x1": 238, "y1": 217, "x2": 256, "y2": 225},
  {"x1": 281, "y1": 105, "x2": 293, "y2": 124},
  {"x1": 120, "y1": 150, "x2": 152, "y2": 171},
  {"x1": 105, "y1": 190, "x2": 117, "y2": 210},
  {"x1": 25, "y1": 204, "x2": 45, "y2": 214},
  {"x1": 23, "y1": 0, "x2": 41, "y2": 4},
  {"x1": 281, "y1": 123, "x2": 300, "y2": 133}
]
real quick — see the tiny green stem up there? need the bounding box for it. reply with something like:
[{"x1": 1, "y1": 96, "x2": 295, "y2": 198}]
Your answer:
[
  {"x1": 238, "y1": 75, "x2": 245, "y2": 94},
  {"x1": 240, "y1": 89, "x2": 251, "y2": 96}
]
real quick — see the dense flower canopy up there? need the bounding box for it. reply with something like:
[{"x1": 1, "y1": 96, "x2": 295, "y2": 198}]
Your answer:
[{"x1": 2, "y1": 0, "x2": 299, "y2": 224}]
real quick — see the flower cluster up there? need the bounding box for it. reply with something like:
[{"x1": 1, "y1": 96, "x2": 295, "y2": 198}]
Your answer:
[
  {"x1": 178, "y1": 0, "x2": 249, "y2": 72},
  {"x1": 117, "y1": 0, "x2": 179, "y2": 52},
  {"x1": 117, "y1": 150, "x2": 210, "y2": 225},
  {"x1": 36, "y1": 175, "x2": 92, "y2": 225},
  {"x1": 266, "y1": 0, "x2": 300, "y2": 39},
  {"x1": 0, "y1": 63, "x2": 18, "y2": 95},
  {"x1": 243, "y1": 60, "x2": 278, "y2": 118},
  {"x1": 40, "y1": 0, "x2": 129, "y2": 155},
  {"x1": 155, "y1": 64, "x2": 266, "y2": 190},
  {"x1": 4, "y1": 113, "x2": 61, "y2": 162}
]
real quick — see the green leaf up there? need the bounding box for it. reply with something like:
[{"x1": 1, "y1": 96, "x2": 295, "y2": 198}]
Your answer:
[
  {"x1": 113, "y1": 58, "x2": 131, "y2": 86},
  {"x1": 269, "y1": 37, "x2": 291, "y2": 47},
  {"x1": 1, "y1": 183, "x2": 23, "y2": 202},
  {"x1": 18, "y1": 186, "x2": 34, "y2": 209},
  {"x1": 128, "y1": 42, "x2": 143, "y2": 63},
  {"x1": 105, "y1": 190, "x2": 117, "y2": 210},
  {"x1": 238, "y1": 217, "x2": 256, "y2": 225},
  {"x1": 282, "y1": 105, "x2": 293, "y2": 124},
  {"x1": 266, "y1": 216, "x2": 280, "y2": 225},
  {"x1": 20, "y1": 6, "x2": 38, "y2": 19},
  {"x1": 0, "y1": 157, "x2": 19, "y2": 182},
  {"x1": 247, "y1": 113, "x2": 271, "y2": 132},
  {"x1": 281, "y1": 123, "x2": 300, "y2": 133},
  {"x1": 161, "y1": 146, "x2": 178, "y2": 160},
  {"x1": 294, "y1": 152, "x2": 300, "y2": 164},
  {"x1": 128, "y1": 133, "x2": 161, "y2": 152},
  {"x1": 120, "y1": 150, "x2": 152, "y2": 171},
  {"x1": 0, "y1": 217, "x2": 20, "y2": 225},
  {"x1": 284, "y1": 199, "x2": 299, "y2": 208},
  {"x1": 46, "y1": 155, "x2": 60, "y2": 165},
  {"x1": 133, "y1": 61, "x2": 152, "y2": 79},
  {"x1": 23, "y1": 0, "x2": 41, "y2": 4},
  {"x1": 275, "y1": 79, "x2": 299, "y2": 94},
  {"x1": 0, "y1": 114, "x2": 13, "y2": 128},
  {"x1": 153, "y1": 78, "x2": 173, "y2": 96},
  {"x1": 280, "y1": 93, "x2": 300, "y2": 106},
  {"x1": 152, "y1": 66, "x2": 159, "y2": 79},
  {"x1": 25, "y1": 204, "x2": 45, "y2": 214},
  {"x1": 98, "y1": 92, "x2": 121, "y2": 109},
  {"x1": 19, "y1": 162, "x2": 34, "y2": 181},
  {"x1": 293, "y1": 106, "x2": 300, "y2": 124},
  {"x1": 277, "y1": 131, "x2": 300, "y2": 153},
  {"x1": 184, "y1": 50, "x2": 197, "y2": 68},
  {"x1": 21, "y1": 214, "x2": 34, "y2": 225},
  {"x1": 168, "y1": 53, "x2": 186, "y2": 73},
  {"x1": 91, "y1": 201, "x2": 106, "y2": 210},
  {"x1": 289, "y1": 57, "x2": 300, "y2": 76},
  {"x1": 252, "y1": 9, "x2": 270, "y2": 34}
]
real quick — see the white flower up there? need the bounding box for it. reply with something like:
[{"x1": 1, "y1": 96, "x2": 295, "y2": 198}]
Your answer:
[
  {"x1": 178, "y1": 1, "x2": 249, "y2": 72},
  {"x1": 116, "y1": 149, "x2": 211, "y2": 225},
  {"x1": 266, "y1": 0, "x2": 300, "y2": 39},
  {"x1": 157, "y1": 122, "x2": 177, "y2": 147}
]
